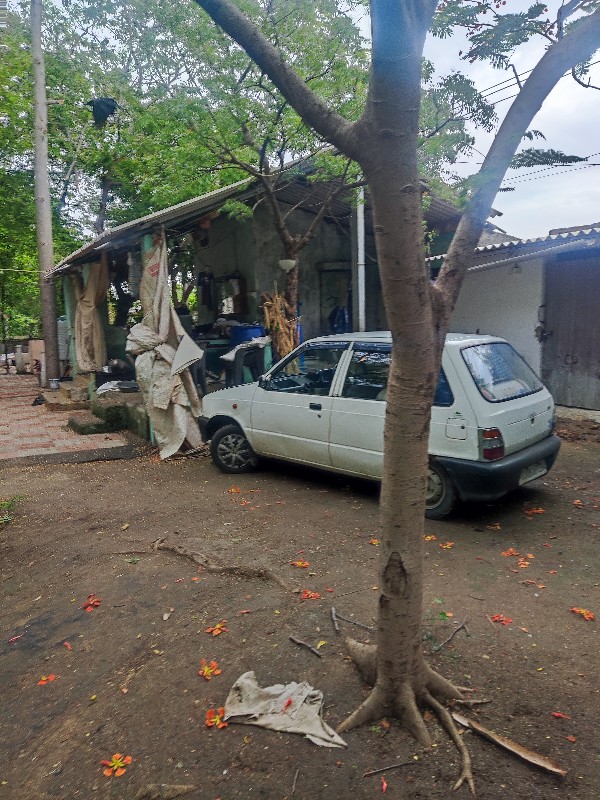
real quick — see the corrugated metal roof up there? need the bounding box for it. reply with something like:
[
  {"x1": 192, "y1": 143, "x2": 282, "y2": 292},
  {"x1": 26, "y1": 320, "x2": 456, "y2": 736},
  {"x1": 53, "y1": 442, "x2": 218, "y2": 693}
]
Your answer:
[
  {"x1": 427, "y1": 226, "x2": 600, "y2": 268},
  {"x1": 49, "y1": 174, "x2": 464, "y2": 278},
  {"x1": 49, "y1": 179, "x2": 255, "y2": 277}
]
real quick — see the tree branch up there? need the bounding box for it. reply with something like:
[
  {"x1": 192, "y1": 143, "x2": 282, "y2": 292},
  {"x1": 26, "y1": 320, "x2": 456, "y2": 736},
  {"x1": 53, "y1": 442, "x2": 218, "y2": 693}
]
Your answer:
[
  {"x1": 192, "y1": 0, "x2": 359, "y2": 158},
  {"x1": 434, "y1": 6, "x2": 600, "y2": 324},
  {"x1": 571, "y1": 65, "x2": 600, "y2": 89}
]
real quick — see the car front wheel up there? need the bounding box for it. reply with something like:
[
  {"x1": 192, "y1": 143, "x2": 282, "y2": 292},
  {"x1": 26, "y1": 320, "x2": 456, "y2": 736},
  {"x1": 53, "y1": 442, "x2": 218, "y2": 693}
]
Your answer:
[
  {"x1": 425, "y1": 462, "x2": 457, "y2": 520},
  {"x1": 210, "y1": 424, "x2": 259, "y2": 474}
]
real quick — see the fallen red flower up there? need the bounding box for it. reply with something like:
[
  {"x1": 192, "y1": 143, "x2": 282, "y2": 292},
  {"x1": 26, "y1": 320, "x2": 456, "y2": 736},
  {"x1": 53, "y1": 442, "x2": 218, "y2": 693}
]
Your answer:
[
  {"x1": 198, "y1": 659, "x2": 222, "y2": 680},
  {"x1": 491, "y1": 614, "x2": 513, "y2": 626},
  {"x1": 101, "y1": 753, "x2": 133, "y2": 777},
  {"x1": 205, "y1": 620, "x2": 229, "y2": 636},
  {"x1": 205, "y1": 707, "x2": 228, "y2": 729},
  {"x1": 571, "y1": 607, "x2": 595, "y2": 621},
  {"x1": 82, "y1": 594, "x2": 101, "y2": 612},
  {"x1": 300, "y1": 590, "x2": 321, "y2": 601}
]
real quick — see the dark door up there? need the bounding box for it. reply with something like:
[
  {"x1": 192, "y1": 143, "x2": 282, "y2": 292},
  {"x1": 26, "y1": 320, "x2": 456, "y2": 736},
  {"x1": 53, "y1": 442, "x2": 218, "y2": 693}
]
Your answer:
[
  {"x1": 319, "y1": 269, "x2": 351, "y2": 334},
  {"x1": 542, "y1": 257, "x2": 600, "y2": 410}
]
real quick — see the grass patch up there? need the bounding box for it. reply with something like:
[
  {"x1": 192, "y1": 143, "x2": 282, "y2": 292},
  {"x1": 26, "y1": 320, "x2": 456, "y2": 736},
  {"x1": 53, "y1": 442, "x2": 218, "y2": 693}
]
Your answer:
[{"x1": 0, "y1": 496, "x2": 23, "y2": 525}]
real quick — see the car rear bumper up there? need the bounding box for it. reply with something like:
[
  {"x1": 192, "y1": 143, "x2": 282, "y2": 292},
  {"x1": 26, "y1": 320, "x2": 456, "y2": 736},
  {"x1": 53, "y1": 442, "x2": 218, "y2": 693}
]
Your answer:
[{"x1": 435, "y1": 435, "x2": 561, "y2": 503}]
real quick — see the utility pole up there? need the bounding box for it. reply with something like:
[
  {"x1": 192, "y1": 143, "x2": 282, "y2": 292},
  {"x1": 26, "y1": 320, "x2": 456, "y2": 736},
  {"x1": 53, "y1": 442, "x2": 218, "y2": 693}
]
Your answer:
[{"x1": 31, "y1": 0, "x2": 59, "y2": 384}]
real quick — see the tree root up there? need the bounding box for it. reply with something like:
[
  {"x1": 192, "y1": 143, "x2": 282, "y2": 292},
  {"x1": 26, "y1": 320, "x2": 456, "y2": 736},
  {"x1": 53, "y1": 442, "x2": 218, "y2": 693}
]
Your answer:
[
  {"x1": 341, "y1": 636, "x2": 475, "y2": 793},
  {"x1": 151, "y1": 538, "x2": 292, "y2": 592},
  {"x1": 424, "y1": 690, "x2": 475, "y2": 795}
]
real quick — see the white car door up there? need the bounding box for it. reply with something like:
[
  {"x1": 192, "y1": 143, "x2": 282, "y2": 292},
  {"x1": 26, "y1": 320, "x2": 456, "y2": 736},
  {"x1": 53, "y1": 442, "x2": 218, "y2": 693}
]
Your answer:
[
  {"x1": 329, "y1": 343, "x2": 389, "y2": 478},
  {"x1": 250, "y1": 341, "x2": 350, "y2": 467}
]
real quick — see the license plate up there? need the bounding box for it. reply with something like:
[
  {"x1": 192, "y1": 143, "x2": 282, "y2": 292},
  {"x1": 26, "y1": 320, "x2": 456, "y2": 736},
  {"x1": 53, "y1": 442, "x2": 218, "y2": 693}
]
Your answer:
[{"x1": 519, "y1": 460, "x2": 547, "y2": 486}]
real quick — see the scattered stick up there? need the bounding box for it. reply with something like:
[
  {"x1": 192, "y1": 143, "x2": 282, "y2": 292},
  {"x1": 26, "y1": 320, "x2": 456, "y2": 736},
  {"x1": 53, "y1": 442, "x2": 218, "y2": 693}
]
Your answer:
[
  {"x1": 152, "y1": 538, "x2": 292, "y2": 592},
  {"x1": 362, "y1": 761, "x2": 413, "y2": 778},
  {"x1": 289, "y1": 636, "x2": 322, "y2": 658},
  {"x1": 331, "y1": 607, "x2": 340, "y2": 633},
  {"x1": 432, "y1": 619, "x2": 469, "y2": 652},
  {"x1": 290, "y1": 768, "x2": 300, "y2": 797},
  {"x1": 451, "y1": 711, "x2": 568, "y2": 777},
  {"x1": 334, "y1": 610, "x2": 377, "y2": 632},
  {"x1": 453, "y1": 698, "x2": 492, "y2": 707},
  {"x1": 468, "y1": 594, "x2": 485, "y2": 601}
]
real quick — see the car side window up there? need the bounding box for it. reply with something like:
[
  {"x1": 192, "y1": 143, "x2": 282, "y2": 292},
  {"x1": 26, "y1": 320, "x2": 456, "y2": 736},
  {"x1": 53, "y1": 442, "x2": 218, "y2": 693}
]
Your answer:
[
  {"x1": 342, "y1": 345, "x2": 391, "y2": 400},
  {"x1": 340, "y1": 345, "x2": 454, "y2": 406},
  {"x1": 266, "y1": 343, "x2": 348, "y2": 395},
  {"x1": 433, "y1": 369, "x2": 454, "y2": 407}
]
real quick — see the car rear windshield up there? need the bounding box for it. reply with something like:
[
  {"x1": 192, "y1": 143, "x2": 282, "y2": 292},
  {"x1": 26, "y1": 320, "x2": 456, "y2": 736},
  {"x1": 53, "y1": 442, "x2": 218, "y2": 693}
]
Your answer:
[{"x1": 461, "y1": 342, "x2": 543, "y2": 403}]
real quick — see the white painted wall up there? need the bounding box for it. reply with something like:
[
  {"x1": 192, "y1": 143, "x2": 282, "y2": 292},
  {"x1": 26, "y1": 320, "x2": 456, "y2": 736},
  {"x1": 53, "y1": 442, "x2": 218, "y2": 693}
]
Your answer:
[{"x1": 450, "y1": 258, "x2": 544, "y2": 374}]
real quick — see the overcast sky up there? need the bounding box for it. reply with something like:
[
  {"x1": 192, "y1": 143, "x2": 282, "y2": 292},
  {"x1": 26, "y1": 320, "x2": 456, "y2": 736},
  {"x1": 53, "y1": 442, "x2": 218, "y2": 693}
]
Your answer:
[
  {"x1": 352, "y1": 3, "x2": 600, "y2": 240},
  {"x1": 419, "y1": 2, "x2": 600, "y2": 240}
]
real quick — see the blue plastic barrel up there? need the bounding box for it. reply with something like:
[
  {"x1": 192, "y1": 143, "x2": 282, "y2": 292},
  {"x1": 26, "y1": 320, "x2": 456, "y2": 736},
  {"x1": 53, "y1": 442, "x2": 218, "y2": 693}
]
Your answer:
[{"x1": 229, "y1": 325, "x2": 264, "y2": 346}]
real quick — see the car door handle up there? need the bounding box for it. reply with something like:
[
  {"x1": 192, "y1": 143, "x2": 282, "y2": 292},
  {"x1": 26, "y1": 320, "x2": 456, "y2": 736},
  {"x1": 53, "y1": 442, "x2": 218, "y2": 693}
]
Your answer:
[{"x1": 309, "y1": 403, "x2": 322, "y2": 411}]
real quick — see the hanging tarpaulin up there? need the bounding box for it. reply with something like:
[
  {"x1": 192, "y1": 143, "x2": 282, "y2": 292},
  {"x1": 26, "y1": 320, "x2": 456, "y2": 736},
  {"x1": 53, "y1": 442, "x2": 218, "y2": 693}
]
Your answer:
[
  {"x1": 126, "y1": 230, "x2": 204, "y2": 459},
  {"x1": 72, "y1": 253, "x2": 110, "y2": 372}
]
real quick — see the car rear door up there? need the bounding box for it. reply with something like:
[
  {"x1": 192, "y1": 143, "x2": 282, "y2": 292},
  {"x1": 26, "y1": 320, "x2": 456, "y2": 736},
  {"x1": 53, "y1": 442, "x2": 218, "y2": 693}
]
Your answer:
[
  {"x1": 250, "y1": 341, "x2": 350, "y2": 467},
  {"x1": 329, "y1": 343, "x2": 389, "y2": 478}
]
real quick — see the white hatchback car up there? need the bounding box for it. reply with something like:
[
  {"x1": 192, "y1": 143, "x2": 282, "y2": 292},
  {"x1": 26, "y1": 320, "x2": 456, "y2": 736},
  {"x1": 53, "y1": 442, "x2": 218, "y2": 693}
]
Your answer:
[{"x1": 199, "y1": 332, "x2": 560, "y2": 519}]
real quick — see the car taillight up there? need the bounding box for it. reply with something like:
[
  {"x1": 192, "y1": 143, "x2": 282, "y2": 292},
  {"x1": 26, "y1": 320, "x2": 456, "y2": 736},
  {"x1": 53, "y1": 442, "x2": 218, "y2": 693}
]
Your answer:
[{"x1": 479, "y1": 427, "x2": 505, "y2": 461}]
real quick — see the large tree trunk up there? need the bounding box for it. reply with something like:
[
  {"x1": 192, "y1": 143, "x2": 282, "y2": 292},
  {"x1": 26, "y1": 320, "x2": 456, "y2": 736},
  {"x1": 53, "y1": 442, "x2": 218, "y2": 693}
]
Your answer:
[
  {"x1": 336, "y1": 0, "x2": 462, "y2": 742},
  {"x1": 31, "y1": 0, "x2": 60, "y2": 384}
]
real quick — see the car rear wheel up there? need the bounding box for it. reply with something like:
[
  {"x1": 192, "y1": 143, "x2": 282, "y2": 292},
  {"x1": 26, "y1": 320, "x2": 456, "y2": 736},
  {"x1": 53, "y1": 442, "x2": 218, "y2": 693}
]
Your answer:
[
  {"x1": 425, "y1": 462, "x2": 457, "y2": 520},
  {"x1": 210, "y1": 424, "x2": 259, "y2": 474}
]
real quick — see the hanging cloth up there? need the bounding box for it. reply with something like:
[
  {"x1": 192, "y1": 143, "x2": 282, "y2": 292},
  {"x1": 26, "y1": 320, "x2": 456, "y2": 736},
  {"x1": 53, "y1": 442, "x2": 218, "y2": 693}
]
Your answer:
[
  {"x1": 126, "y1": 231, "x2": 204, "y2": 459},
  {"x1": 72, "y1": 253, "x2": 110, "y2": 372}
]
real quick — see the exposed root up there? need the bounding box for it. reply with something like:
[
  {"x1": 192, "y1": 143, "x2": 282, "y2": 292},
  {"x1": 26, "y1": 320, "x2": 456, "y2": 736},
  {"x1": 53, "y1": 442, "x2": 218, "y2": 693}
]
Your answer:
[
  {"x1": 152, "y1": 538, "x2": 292, "y2": 592},
  {"x1": 337, "y1": 682, "x2": 387, "y2": 733},
  {"x1": 397, "y1": 682, "x2": 432, "y2": 746},
  {"x1": 344, "y1": 637, "x2": 377, "y2": 685},
  {"x1": 423, "y1": 690, "x2": 476, "y2": 795},
  {"x1": 425, "y1": 663, "x2": 465, "y2": 702},
  {"x1": 342, "y1": 637, "x2": 473, "y2": 790}
]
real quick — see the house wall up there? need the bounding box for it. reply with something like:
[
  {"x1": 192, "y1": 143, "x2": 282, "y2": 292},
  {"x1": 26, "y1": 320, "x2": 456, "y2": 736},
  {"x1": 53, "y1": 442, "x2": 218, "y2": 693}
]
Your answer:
[
  {"x1": 192, "y1": 205, "x2": 352, "y2": 338},
  {"x1": 253, "y1": 204, "x2": 353, "y2": 340},
  {"x1": 193, "y1": 214, "x2": 256, "y2": 326},
  {"x1": 450, "y1": 258, "x2": 544, "y2": 374}
]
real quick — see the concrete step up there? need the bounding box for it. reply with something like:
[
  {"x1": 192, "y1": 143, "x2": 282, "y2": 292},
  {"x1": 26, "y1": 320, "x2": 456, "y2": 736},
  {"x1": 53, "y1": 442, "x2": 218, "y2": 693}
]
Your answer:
[{"x1": 68, "y1": 412, "x2": 114, "y2": 435}]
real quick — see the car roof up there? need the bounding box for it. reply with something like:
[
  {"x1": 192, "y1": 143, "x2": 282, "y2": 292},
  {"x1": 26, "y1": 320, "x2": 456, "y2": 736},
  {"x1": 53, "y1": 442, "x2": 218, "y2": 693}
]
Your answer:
[{"x1": 306, "y1": 331, "x2": 505, "y2": 347}]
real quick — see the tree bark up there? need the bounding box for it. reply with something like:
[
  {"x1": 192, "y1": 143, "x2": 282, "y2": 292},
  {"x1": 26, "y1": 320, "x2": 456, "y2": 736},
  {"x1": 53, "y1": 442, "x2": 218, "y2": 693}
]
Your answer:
[
  {"x1": 94, "y1": 172, "x2": 112, "y2": 235},
  {"x1": 31, "y1": 0, "x2": 60, "y2": 384}
]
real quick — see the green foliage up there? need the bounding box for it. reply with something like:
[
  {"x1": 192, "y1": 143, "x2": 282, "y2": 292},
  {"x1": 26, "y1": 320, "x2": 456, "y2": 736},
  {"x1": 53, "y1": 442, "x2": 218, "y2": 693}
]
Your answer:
[
  {"x1": 432, "y1": 3, "x2": 551, "y2": 67},
  {"x1": 510, "y1": 148, "x2": 587, "y2": 168},
  {"x1": 419, "y1": 64, "x2": 496, "y2": 179},
  {"x1": 0, "y1": 495, "x2": 23, "y2": 525}
]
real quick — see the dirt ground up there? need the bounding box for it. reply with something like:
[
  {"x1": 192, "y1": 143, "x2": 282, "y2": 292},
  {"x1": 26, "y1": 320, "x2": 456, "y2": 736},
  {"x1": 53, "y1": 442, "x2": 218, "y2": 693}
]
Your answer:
[{"x1": 1, "y1": 421, "x2": 599, "y2": 800}]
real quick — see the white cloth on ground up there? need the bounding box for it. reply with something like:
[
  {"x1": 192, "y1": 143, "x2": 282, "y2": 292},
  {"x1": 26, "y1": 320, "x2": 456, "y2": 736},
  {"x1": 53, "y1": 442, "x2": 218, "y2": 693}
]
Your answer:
[{"x1": 224, "y1": 671, "x2": 347, "y2": 748}]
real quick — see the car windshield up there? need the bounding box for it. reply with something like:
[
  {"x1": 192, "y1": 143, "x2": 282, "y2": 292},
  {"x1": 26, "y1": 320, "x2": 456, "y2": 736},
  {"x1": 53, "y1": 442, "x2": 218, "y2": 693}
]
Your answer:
[{"x1": 461, "y1": 342, "x2": 543, "y2": 402}]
